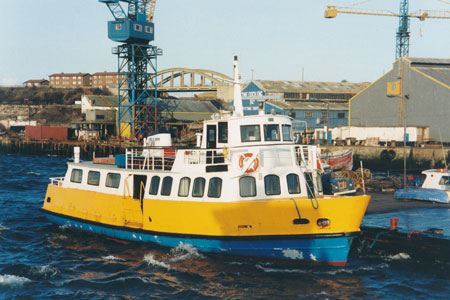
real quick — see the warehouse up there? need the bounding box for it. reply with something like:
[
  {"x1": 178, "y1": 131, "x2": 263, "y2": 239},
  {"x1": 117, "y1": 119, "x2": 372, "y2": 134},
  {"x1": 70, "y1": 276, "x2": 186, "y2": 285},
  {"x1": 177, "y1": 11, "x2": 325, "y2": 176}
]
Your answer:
[{"x1": 349, "y1": 57, "x2": 450, "y2": 142}]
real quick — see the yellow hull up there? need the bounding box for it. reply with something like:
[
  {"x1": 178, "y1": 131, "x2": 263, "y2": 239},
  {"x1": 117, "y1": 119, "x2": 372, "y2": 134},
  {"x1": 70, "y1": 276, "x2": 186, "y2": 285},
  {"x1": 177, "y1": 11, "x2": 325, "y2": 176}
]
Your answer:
[{"x1": 43, "y1": 184, "x2": 370, "y2": 237}]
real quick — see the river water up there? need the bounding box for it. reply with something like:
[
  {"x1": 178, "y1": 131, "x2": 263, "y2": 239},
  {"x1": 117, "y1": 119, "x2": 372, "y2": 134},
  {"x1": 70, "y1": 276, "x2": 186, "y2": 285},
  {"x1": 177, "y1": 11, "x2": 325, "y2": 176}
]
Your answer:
[{"x1": 0, "y1": 154, "x2": 449, "y2": 299}]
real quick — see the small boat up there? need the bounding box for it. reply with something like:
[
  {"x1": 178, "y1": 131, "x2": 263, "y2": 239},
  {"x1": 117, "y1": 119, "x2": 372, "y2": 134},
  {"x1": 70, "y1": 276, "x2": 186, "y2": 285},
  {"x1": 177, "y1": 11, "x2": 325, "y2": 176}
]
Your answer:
[
  {"x1": 322, "y1": 149, "x2": 353, "y2": 171},
  {"x1": 394, "y1": 169, "x2": 450, "y2": 204},
  {"x1": 41, "y1": 57, "x2": 370, "y2": 266}
]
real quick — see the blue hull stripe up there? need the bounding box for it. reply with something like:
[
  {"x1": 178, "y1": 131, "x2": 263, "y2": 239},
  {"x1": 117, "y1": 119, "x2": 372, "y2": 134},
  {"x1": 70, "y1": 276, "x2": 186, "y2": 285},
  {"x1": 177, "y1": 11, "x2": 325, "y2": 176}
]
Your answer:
[{"x1": 42, "y1": 210, "x2": 355, "y2": 264}]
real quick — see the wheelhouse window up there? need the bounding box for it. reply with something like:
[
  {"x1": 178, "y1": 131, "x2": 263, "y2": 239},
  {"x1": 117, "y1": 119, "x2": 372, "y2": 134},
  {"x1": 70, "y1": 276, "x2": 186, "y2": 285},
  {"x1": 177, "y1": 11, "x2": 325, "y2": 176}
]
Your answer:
[
  {"x1": 241, "y1": 125, "x2": 261, "y2": 142},
  {"x1": 87, "y1": 171, "x2": 100, "y2": 186},
  {"x1": 240, "y1": 176, "x2": 256, "y2": 197},
  {"x1": 287, "y1": 173, "x2": 301, "y2": 194},
  {"x1": 264, "y1": 175, "x2": 281, "y2": 195},
  {"x1": 70, "y1": 169, "x2": 83, "y2": 183},
  {"x1": 161, "y1": 176, "x2": 173, "y2": 196},
  {"x1": 178, "y1": 177, "x2": 191, "y2": 197},
  {"x1": 439, "y1": 176, "x2": 450, "y2": 185},
  {"x1": 218, "y1": 122, "x2": 228, "y2": 143},
  {"x1": 208, "y1": 177, "x2": 222, "y2": 198},
  {"x1": 105, "y1": 173, "x2": 121, "y2": 188},
  {"x1": 192, "y1": 177, "x2": 206, "y2": 198},
  {"x1": 264, "y1": 124, "x2": 280, "y2": 141},
  {"x1": 282, "y1": 124, "x2": 293, "y2": 141},
  {"x1": 149, "y1": 176, "x2": 160, "y2": 195}
]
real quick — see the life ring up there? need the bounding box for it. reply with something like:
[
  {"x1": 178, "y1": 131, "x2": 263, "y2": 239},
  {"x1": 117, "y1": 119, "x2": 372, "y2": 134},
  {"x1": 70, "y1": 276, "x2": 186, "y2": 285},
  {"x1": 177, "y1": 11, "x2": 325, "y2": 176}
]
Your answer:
[
  {"x1": 239, "y1": 153, "x2": 259, "y2": 173},
  {"x1": 436, "y1": 168, "x2": 448, "y2": 172}
]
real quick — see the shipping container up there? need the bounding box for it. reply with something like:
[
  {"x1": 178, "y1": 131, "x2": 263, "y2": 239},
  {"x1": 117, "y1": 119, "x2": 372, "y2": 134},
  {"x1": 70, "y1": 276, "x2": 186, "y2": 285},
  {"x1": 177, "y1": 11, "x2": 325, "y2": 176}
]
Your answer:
[{"x1": 25, "y1": 126, "x2": 68, "y2": 141}]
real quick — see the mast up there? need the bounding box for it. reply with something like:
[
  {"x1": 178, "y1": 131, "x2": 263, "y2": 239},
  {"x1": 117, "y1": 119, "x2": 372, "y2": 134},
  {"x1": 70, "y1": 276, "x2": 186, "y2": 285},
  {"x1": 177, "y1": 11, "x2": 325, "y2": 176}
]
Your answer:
[{"x1": 233, "y1": 56, "x2": 244, "y2": 117}]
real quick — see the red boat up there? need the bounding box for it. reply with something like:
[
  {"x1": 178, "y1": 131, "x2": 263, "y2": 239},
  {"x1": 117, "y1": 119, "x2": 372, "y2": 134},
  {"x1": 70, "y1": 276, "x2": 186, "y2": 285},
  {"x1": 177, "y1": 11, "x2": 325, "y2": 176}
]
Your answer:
[{"x1": 322, "y1": 149, "x2": 353, "y2": 171}]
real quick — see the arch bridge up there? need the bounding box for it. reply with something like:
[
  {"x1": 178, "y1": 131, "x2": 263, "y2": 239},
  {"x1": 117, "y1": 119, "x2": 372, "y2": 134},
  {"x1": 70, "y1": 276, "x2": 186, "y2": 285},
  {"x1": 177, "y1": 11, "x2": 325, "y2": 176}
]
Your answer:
[{"x1": 152, "y1": 68, "x2": 233, "y2": 92}]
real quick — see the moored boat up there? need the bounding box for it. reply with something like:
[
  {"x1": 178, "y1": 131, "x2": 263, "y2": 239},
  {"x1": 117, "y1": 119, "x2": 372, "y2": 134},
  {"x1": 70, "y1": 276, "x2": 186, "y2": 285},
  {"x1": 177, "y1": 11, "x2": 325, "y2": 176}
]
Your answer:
[
  {"x1": 41, "y1": 57, "x2": 370, "y2": 266},
  {"x1": 394, "y1": 169, "x2": 450, "y2": 204}
]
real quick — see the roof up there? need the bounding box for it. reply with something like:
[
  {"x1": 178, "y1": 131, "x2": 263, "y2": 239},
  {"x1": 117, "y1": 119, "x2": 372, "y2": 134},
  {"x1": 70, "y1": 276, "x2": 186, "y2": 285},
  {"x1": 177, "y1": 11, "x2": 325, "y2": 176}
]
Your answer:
[
  {"x1": 24, "y1": 79, "x2": 49, "y2": 84},
  {"x1": 249, "y1": 80, "x2": 370, "y2": 94},
  {"x1": 158, "y1": 99, "x2": 219, "y2": 121},
  {"x1": 408, "y1": 57, "x2": 450, "y2": 87},
  {"x1": 267, "y1": 100, "x2": 348, "y2": 111},
  {"x1": 92, "y1": 72, "x2": 119, "y2": 76},
  {"x1": 84, "y1": 95, "x2": 118, "y2": 108},
  {"x1": 49, "y1": 72, "x2": 91, "y2": 77}
]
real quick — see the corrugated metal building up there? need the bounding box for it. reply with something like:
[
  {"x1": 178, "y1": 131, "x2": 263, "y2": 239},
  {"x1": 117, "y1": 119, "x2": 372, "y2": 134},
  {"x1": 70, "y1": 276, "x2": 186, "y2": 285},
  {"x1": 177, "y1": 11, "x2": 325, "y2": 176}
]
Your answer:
[{"x1": 349, "y1": 57, "x2": 450, "y2": 141}]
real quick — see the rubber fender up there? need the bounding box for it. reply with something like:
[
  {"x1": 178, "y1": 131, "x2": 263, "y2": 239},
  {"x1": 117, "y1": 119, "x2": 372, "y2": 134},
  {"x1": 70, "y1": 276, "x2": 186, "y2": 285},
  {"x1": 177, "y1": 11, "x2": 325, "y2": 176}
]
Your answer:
[
  {"x1": 380, "y1": 149, "x2": 389, "y2": 160},
  {"x1": 387, "y1": 149, "x2": 396, "y2": 160}
]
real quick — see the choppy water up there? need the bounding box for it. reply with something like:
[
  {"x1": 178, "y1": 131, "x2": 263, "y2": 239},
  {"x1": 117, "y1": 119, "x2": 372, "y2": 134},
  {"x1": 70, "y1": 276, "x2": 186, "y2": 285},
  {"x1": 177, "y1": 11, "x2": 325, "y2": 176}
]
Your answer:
[{"x1": 1, "y1": 154, "x2": 450, "y2": 299}]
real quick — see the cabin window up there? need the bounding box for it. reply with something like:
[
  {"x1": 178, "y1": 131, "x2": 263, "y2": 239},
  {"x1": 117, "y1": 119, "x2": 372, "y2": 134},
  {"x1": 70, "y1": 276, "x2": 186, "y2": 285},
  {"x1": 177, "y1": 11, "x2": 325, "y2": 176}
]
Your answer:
[
  {"x1": 70, "y1": 169, "x2": 83, "y2": 183},
  {"x1": 241, "y1": 125, "x2": 261, "y2": 142},
  {"x1": 161, "y1": 176, "x2": 173, "y2": 196},
  {"x1": 208, "y1": 177, "x2": 222, "y2": 198},
  {"x1": 287, "y1": 173, "x2": 301, "y2": 194},
  {"x1": 105, "y1": 173, "x2": 121, "y2": 188},
  {"x1": 115, "y1": 23, "x2": 122, "y2": 30},
  {"x1": 192, "y1": 177, "x2": 206, "y2": 198},
  {"x1": 145, "y1": 26, "x2": 153, "y2": 34},
  {"x1": 149, "y1": 176, "x2": 160, "y2": 195},
  {"x1": 87, "y1": 171, "x2": 100, "y2": 186},
  {"x1": 218, "y1": 122, "x2": 228, "y2": 143},
  {"x1": 134, "y1": 24, "x2": 142, "y2": 32},
  {"x1": 178, "y1": 177, "x2": 191, "y2": 197},
  {"x1": 264, "y1": 124, "x2": 280, "y2": 141},
  {"x1": 264, "y1": 175, "x2": 281, "y2": 195},
  {"x1": 282, "y1": 125, "x2": 293, "y2": 141},
  {"x1": 338, "y1": 112, "x2": 345, "y2": 119},
  {"x1": 240, "y1": 176, "x2": 256, "y2": 197},
  {"x1": 439, "y1": 176, "x2": 450, "y2": 185},
  {"x1": 305, "y1": 112, "x2": 313, "y2": 118}
]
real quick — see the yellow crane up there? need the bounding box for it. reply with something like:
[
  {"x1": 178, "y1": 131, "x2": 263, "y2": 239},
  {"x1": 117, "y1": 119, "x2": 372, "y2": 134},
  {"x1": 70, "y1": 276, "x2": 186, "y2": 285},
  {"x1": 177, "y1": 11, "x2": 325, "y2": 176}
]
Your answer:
[
  {"x1": 325, "y1": 1, "x2": 450, "y2": 59},
  {"x1": 147, "y1": 0, "x2": 157, "y2": 23}
]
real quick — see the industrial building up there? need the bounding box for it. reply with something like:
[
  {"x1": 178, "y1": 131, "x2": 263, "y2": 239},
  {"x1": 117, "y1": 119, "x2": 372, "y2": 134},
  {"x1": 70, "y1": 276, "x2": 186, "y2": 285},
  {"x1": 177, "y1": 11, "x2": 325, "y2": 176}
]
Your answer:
[{"x1": 349, "y1": 57, "x2": 450, "y2": 142}]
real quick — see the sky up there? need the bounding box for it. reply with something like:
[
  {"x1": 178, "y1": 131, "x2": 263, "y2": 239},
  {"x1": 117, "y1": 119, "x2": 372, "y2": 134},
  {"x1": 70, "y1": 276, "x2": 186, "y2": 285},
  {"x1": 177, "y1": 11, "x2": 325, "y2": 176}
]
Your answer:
[{"x1": 1, "y1": 0, "x2": 449, "y2": 86}]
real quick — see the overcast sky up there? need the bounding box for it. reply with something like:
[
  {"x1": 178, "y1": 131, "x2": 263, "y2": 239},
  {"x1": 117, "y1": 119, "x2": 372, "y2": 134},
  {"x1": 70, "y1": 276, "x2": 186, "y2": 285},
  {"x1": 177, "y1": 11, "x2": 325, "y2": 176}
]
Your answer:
[{"x1": 1, "y1": 0, "x2": 449, "y2": 86}]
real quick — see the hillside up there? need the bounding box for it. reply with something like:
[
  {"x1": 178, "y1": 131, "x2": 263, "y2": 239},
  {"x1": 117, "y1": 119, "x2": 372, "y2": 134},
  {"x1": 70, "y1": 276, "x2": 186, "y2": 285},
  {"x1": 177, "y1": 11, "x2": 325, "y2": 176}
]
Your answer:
[{"x1": 0, "y1": 86, "x2": 111, "y2": 105}]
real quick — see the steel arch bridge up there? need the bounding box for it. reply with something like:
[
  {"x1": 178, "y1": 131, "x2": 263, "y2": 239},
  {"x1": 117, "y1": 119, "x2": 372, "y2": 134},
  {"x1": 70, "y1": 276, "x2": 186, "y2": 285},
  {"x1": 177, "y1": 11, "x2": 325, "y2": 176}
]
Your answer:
[{"x1": 152, "y1": 68, "x2": 233, "y2": 92}]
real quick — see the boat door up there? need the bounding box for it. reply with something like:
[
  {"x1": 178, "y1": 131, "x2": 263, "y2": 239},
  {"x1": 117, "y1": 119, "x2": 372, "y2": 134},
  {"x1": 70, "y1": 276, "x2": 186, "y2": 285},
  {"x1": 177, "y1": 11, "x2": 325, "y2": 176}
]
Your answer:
[
  {"x1": 133, "y1": 175, "x2": 147, "y2": 212},
  {"x1": 206, "y1": 125, "x2": 217, "y2": 149}
]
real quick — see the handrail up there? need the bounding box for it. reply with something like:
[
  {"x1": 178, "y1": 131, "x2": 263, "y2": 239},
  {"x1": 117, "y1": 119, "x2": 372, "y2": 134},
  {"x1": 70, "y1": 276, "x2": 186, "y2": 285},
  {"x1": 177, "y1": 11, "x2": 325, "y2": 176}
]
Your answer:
[{"x1": 49, "y1": 177, "x2": 64, "y2": 185}]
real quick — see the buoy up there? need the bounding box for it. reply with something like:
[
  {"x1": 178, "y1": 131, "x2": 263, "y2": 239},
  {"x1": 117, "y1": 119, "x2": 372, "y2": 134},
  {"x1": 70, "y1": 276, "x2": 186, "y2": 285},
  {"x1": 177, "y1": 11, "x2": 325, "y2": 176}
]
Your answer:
[{"x1": 239, "y1": 153, "x2": 259, "y2": 173}]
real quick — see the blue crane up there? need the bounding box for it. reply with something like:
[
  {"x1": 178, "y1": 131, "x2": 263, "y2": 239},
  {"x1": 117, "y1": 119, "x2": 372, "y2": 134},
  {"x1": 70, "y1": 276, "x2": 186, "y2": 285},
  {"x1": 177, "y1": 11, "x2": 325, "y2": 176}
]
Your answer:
[{"x1": 99, "y1": 0, "x2": 160, "y2": 138}]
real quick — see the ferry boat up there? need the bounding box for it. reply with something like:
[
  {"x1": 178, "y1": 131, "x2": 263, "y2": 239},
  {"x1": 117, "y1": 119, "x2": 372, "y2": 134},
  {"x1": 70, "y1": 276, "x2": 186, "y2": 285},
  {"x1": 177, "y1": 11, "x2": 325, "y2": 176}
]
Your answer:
[
  {"x1": 41, "y1": 57, "x2": 370, "y2": 266},
  {"x1": 394, "y1": 169, "x2": 450, "y2": 204}
]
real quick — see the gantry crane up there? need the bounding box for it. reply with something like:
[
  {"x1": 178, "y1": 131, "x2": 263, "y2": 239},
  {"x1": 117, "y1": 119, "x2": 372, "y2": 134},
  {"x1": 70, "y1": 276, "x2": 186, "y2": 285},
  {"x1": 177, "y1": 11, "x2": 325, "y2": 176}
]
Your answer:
[
  {"x1": 99, "y1": 0, "x2": 161, "y2": 138},
  {"x1": 325, "y1": 0, "x2": 450, "y2": 59}
]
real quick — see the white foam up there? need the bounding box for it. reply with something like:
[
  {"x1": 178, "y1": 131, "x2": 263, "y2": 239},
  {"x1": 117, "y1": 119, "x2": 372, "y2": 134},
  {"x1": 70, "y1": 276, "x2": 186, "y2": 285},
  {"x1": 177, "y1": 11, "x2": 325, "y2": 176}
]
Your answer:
[
  {"x1": 0, "y1": 275, "x2": 31, "y2": 287},
  {"x1": 31, "y1": 265, "x2": 58, "y2": 277},
  {"x1": 169, "y1": 242, "x2": 202, "y2": 262},
  {"x1": 143, "y1": 254, "x2": 171, "y2": 270},
  {"x1": 0, "y1": 224, "x2": 8, "y2": 231},
  {"x1": 26, "y1": 171, "x2": 41, "y2": 176},
  {"x1": 387, "y1": 253, "x2": 411, "y2": 261},
  {"x1": 102, "y1": 255, "x2": 125, "y2": 262},
  {"x1": 255, "y1": 264, "x2": 307, "y2": 274}
]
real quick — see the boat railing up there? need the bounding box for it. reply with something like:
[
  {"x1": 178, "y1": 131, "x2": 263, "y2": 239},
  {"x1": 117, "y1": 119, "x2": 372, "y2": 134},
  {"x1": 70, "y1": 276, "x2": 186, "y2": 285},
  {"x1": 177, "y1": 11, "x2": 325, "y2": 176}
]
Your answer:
[
  {"x1": 183, "y1": 149, "x2": 226, "y2": 165},
  {"x1": 49, "y1": 177, "x2": 65, "y2": 186},
  {"x1": 295, "y1": 145, "x2": 320, "y2": 170},
  {"x1": 125, "y1": 147, "x2": 176, "y2": 171}
]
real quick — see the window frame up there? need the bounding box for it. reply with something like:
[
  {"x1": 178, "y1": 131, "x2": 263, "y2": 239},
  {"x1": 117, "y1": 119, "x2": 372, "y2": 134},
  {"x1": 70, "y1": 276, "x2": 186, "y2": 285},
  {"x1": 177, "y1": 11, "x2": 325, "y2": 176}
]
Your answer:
[
  {"x1": 208, "y1": 177, "x2": 222, "y2": 198},
  {"x1": 282, "y1": 124, "x2": 293, "y2": 141},
  {"x1": 192, "y1": 177, "x2": 206, "y2": 198},
  {"x1": 239, "y1": 176, "x2": 257, "y2": 197},
  {"x1": 105, "y1": 173, "x2": 121, "y2": 188},
  {"x1": 264, "y1": 175, "x2": 281, "y2": 196},
  {"x1": 161, "y1": 176, "x2": 173, "y2": 196},
  {"x1": 264, "y1": 124, "x2": 281, "y2": 142},
  {"x1": 178, "y1": 177, "x2": 191, "y2": 197},
  {"x1": 240, "y1": 125, "x2": 261, "y2": 142},
  {"x1": 286, "y1": 173, "x2": 301, "y2": 194},
  {"x1": 87, "y1": 170, "x2": 100, "y2": 186},
  {"x1": 149, "y1": 176, "x2": 161, "y2": 195},
  {"x1": 70, "y1": 168, "x2": 83, "y2": 183}
]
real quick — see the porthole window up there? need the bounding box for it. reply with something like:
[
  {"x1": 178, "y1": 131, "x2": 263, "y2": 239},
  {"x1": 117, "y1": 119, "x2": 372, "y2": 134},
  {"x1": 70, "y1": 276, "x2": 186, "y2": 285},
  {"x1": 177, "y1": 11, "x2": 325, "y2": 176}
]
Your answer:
[
  {"x1": 264, "y1": 175, "x2": 281, "y2": 195},
  {"x1": 239, "y1": 176, "x2": 256, "y2": 197},
  {"x1": 70, "y1": 169, "x2": 83, "y2": 183},
  {"x1": 161, "y1": 176, "x2": 173, "y2": 196},
  {"x1": 87, "y1": 171, "x2": 100, "y2": 186},
  {"x1": 105, "y1": 173, "x2": 121, "y2": 188},
  {"x1": 287, "y1": 173, "x2": 301, "y2": 194},
  {"x1": 178, "y1": 177, "x2": 191, "y2": 197},
  {"x1": 192, "y1": 177, "x2": 206, "y2": 198},
  {"x1": 208, "y1": 177, "x2": 222, "y2": 198},
  {"x1": 149, "y1": 176, "x2": 160, "y2": 195}
]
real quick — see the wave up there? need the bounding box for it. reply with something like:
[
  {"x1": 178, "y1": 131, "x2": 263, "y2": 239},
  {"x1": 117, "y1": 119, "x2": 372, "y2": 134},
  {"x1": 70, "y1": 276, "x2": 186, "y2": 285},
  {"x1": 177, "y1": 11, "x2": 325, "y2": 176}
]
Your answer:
[
  {"x1": 168, "y1": 242, "x2": 203, "y2": 262},
  {"x1": 144, "y1": 254, "x2": 171, "y2": 270},
  {"x1": 0, "y1": 274, "x2": 31, "y2": 288},
  {"x1": 385, "y1": 253, "x2": 411, "y2": 261},
  {"x1": 102, "y1": 255, "x2": 125, "y2": 262}
]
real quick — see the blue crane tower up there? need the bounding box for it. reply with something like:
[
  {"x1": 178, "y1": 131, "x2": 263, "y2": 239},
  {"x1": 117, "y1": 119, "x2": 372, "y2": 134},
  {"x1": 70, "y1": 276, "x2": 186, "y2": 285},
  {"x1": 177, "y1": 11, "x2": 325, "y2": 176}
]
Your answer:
[
  {"x1": 99, "y1": 0, "x2": 161, "y2": 138},
  {"x1": 396, "y1": 0, "x2": 410, "y2": 59}
]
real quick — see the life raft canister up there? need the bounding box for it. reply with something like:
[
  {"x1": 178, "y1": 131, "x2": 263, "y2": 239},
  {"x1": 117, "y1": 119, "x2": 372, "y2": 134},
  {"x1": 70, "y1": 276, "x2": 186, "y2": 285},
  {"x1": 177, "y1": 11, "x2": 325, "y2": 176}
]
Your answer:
[{"x1": 239, "y1": 153, "x2": 259, "y2": 173}]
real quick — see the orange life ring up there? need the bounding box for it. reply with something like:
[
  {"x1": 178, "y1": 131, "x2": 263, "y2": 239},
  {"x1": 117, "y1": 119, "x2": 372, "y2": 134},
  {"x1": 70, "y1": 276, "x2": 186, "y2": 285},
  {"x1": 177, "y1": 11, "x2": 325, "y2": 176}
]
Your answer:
[
  {"x1": 436, "y1": 168, "x2": 448, "y2": 172},
  {"x1": 239, "y1": 153, "x2": 259, "y2": 173}
]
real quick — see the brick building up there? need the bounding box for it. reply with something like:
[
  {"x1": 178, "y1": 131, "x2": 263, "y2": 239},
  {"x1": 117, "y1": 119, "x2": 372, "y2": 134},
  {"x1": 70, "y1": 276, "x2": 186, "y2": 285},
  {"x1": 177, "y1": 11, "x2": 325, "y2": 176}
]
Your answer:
[
  {"x1": 49, "y1": 73, "x2": 91, "y2": 88},
  {"x1": 91, "y1": 72, "x2": 121, "y2": 88},
  {"x1": 23, "y1": 79, "x2": 49, "y2": 87}
]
